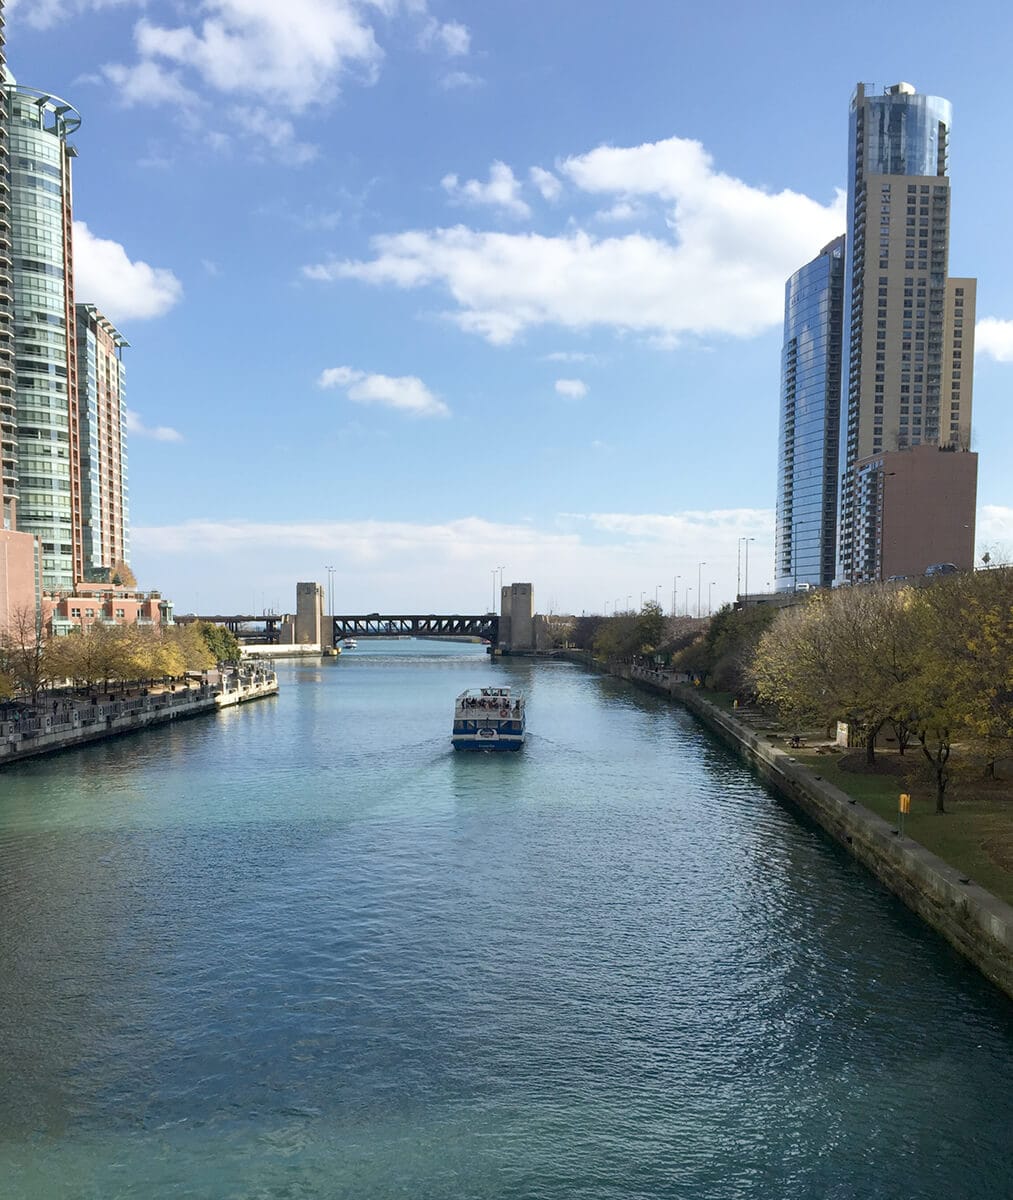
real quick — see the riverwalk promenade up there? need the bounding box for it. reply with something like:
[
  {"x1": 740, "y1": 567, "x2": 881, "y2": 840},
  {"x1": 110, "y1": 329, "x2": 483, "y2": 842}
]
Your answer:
[{"x1": 0, "y1": 665, "x2": 278, "y2": 767}]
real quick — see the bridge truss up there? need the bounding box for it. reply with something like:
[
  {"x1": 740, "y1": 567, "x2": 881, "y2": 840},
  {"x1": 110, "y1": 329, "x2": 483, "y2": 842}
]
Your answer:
[{"x1": 332, "y1": 614, "x2": 499, "y2": 642}]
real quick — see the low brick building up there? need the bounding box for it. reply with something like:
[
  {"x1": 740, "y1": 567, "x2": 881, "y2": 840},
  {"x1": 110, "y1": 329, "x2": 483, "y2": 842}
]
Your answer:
[{"x1": 44, "y1": 584, "x2": 174, "y2": 635}]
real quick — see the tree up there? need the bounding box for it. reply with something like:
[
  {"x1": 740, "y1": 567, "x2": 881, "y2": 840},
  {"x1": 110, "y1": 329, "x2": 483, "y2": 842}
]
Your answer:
[
  {"x1": 569, "y1": 615, "x2": 604, "y2": 651},
  {"x1": 592, "y1": 612, "x2": 639, "y2": 661},
  {"x1": 634, "y1": 601, "x2": 666, "y2": 657},
  {"x1": 195, "y1": 621, "x2": 241, "y2": 664},
  {"x1": 912, "y1": 569, "x2": 1013, "y2": 795},
  {"x1": 754, "y1": 586, "x2": 921, "y2": 763},
  {"x1": 1, "y1": 604, "x2": 51, "y2": 702},
  {"x1": 677, "y1": 603, "x2": 776, "y2": 694},
  {"x1": 167, "y1": 624, "x2": 216, "y2": 673}
]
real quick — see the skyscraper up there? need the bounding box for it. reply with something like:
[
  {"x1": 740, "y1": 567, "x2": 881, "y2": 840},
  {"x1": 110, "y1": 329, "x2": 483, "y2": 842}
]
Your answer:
[
  {"x1": 0, "y1": 4, "x2": 16, "y2": 530},
  {"x1": 837, "y1": 82, "x2": 976, "y2": 583},
  {"x1": 775, "y1": 236, "x2": 845, "y2": 591},
  {"x1": 7, "y1": 82, "x2": 83, "y2": 589},
  {"x1": 76, "y1": 303, "x2": 129, "y2": 579}
]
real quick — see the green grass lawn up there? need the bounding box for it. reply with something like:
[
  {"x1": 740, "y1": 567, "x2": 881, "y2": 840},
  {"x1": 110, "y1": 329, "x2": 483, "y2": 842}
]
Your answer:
[{"x1": 789, "y1": 746, "x2": 1013, "y2": 907}]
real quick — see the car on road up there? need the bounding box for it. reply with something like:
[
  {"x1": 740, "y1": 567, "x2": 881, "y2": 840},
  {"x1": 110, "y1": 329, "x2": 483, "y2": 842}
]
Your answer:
[{"x1": 924, "y1": 562, "x2": 959, "y2": 577}]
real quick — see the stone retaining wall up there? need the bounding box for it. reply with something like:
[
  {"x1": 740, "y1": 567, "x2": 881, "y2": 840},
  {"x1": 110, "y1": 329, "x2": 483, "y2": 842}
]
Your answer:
[{"x1": 1, "y1": 672, "x2": 278, "y2": 767}]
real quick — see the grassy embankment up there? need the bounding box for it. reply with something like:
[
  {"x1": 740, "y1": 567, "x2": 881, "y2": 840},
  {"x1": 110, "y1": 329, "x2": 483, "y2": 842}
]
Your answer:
[{"x1": 701, "y1": 689, "x2": 1013, "y2": 907}]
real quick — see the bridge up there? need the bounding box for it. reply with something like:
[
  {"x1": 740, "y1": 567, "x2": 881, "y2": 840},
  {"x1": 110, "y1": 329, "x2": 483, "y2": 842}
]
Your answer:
[
  {"x1": 175, "y1": 614, "x2": 286, "y2": 643},
  {"x1": 332, "y1": 613, "x2": 499, "y2": 642}
]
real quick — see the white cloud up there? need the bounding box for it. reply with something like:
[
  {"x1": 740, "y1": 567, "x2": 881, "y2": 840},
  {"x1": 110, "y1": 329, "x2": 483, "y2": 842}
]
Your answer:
[
  {"x1": 309, "y1": 135, "x2": 845, "y2": 344},
  {"x1": 530, "y1": 167, "x2": 563, "y2": 202},
  {"x1": 554, "y1": 378, "x2": 588, "y2": 399},
  {"x1": 441, "y1": 162, "x2": 531, "y2": 219},
  {"x1": 978, "y1": 506, "x2": 1013, "y2": 548},
  {"x1": 319, "y1": 366, "x2": 450, "y2": 417},
  {"x1": 101, "y1": 61, "x2": 200, "y2": 109},
  {"x1": 974, "y1": 318, "x2": 1013, "y2": 362},
  {"x1": 126, "y1": 410, "x2": 183, "y2": 443},
  {"x1": 419, "y1": 17, "x2": 471, "y2": 55},
  {"x1": 9, "y1": 0, "x2": 140, "y2": 32},
  {"x1": 130, "y1": 3, "x2": 384, "y2": 112},
  {"x1": 132, "y1": 507, "x2": 774, "y2": 614},
  {"x1": 439, "y1": 71, "x2": 483, "y2": 91},
  {"x1": 594, "y1": 200, "x2": 644, "y2": 223},
  {"x1": 89, "y1": 3, "x2": 470, "y2": 160},
  {"x1": 543, "y1": 351, "x2": 599, "y2": 364},
  {"x1": 73, "y1": 222, "x2": 183, "y2": 322},
  {"x1": 227, "y1": 105, "x2": 318, "y2": 165}
]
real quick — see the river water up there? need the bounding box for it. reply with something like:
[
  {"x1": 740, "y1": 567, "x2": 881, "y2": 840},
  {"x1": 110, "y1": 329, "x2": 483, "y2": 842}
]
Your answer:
[{"x1": 0, "y1": 642, "x2": 1010, "y2": 1199}]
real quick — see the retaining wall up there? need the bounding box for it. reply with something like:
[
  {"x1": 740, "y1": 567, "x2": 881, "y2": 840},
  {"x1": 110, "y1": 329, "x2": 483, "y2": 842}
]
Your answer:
[{"x1": 1, "y1": 673, "x2": 278, "y2": 767}]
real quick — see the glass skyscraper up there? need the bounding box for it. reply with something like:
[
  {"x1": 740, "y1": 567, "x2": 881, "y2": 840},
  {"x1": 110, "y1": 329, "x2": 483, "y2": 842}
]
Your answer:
[
  {"x1": 0, "y1": 12, "x2": 16, "y2": 530},
  {"x1": 775, "y1": 237, "x2": 844, "y2": 591},
  {"x1": 837, "y1": 82, "x2": 975, "y2": 582},
  {"x1": 8, "y1": 83, "x2": 83, "y2": 589}
]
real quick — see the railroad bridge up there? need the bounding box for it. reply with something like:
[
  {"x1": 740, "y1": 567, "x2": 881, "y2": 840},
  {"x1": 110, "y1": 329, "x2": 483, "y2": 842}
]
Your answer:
[
  {"x1": 331, "y1": 613, "x2": 498, "y2": 641},
  {"x1": 186, "y1": 581, "x2": 543, "y2": 653}
]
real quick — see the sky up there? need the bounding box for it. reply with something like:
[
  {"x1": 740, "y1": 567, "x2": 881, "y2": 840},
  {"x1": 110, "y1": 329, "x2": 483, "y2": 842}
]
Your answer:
[{"x1": 9, "y1": 0, "x2": 1013, "y2": 616}]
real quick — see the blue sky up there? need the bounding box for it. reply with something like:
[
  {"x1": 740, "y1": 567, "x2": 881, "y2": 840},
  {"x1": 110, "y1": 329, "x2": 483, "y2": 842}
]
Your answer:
[{"x1": 10, "y1": 0, "x2": 1013, "y2": 615}]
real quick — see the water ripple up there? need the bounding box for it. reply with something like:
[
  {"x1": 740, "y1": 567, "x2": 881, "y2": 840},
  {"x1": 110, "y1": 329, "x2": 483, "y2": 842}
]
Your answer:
[{"x1": 0, "y1": 644, "x2": 1011, "y2": 1199}]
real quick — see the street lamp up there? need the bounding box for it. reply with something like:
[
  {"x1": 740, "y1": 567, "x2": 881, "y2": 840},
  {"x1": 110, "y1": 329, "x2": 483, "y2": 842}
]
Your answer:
[
  {"x1": 673, "y1": 574, "x2": 681, "y2": 616},
  {"x1": 697, "y1": 561, "x2": 706, "y2": 619},
  {"x1": 640, "y1": 590, "x2": 646, "y2": 609},
  {"x1": 626, "y1": 594, "x2": 632, "y2": 613},
  {"x1": 742, "y1": 537, "x2": 756, "y2": 598},
  {"x1": 685, "y1": 585, "x2": 692, "y2": 616},
  {"x1": 491, "y1": 569, "x2": 498, "y2": 612},
  {"x1": 708, "y1": 580, "x2": 715, "y2": 615},
  {"x1": 655, "y1": 583, "x2": 662, "y2": 606},
  {"x1": 325, "y1": 565, "x2": 335, "y2": 620}
]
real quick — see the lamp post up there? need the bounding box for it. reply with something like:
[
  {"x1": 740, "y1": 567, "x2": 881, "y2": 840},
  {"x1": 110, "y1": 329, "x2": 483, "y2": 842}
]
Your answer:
[
  {"x1": 325, "y1": 565, "x2": 335, "y2": 619},
  {"x1": 604, "y1": 600, "x2": 610, "y2": 616},
  {"x1": 709, "y1": 580, "x2": 715, "y2": 615},
  {"x1": 655, "y1": 583, "x2": 662, "y2": 606},
  {"x1": 673, "y1": 574, "x2": 681, "y2": 616},
  {"x1": 640, "y1": 590, "x2": 646, "y2": 609},
  {"x1": 491, "y1": 569, "x2": 498, "y2": 613},
  {"x1": 743, "y1": 537, "x2": 756, "y2": 598},
  {"x1": 685, "y1": 586, "x2": 692, "y2": 616},
  {"x1": 626, "y1": 594, "x2": 632, "y2": 613},
  {"x1": 697, "y1": 561, "x2": 706, "y2": 618}
]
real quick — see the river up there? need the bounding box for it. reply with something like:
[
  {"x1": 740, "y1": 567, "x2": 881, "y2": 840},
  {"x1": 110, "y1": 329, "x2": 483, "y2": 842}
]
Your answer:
[{"x1": 1, "y1": 641, "x2": 1010, "y2": 1199}]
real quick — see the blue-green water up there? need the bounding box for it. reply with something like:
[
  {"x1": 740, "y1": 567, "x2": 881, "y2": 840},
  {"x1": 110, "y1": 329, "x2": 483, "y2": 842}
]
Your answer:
[{"x1": 1, "y1": 641, "x2": 1011, "y2": 1199}]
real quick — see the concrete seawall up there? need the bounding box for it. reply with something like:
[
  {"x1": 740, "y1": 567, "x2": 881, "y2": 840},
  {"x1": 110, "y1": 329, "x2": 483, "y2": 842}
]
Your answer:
[
  {"x1": 1, "y1": 670, "x2": 278, "y2": 767},
  {"x1": 565, "y1": 651, "x2": 1013, "y2": 1000}
]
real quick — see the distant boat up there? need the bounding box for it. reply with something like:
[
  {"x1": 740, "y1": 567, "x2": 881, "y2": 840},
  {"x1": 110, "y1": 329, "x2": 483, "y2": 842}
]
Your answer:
[
  {"x1": 452, "y1": 686, "x2": 525, "y2": 751},
  {"x1": 342, "y1": 638, "x2": 357, "y2": 649}
]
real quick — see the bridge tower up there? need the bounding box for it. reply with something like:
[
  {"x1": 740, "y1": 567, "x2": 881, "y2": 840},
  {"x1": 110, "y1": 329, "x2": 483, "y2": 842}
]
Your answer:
[
  {"x1": 295, "y1": 582, "x2": 324, "y2": 646},
  {"x1": 500, "y1": 582, "x2": 534, "y2": 652}
]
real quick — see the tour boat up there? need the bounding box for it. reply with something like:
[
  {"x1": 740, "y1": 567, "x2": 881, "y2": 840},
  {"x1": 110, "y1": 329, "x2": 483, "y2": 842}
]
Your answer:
[
  {"x1": 342, "y1": 638, "x2": 357, "y2": 649},
  {"x1": 452, "y1": 686, "x2": 525, "y2": 751}
]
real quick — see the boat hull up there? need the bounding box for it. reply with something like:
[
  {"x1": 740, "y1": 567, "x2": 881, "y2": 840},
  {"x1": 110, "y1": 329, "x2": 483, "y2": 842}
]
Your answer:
[{"x1": 452, "y1": 735, "x2": 524, "y2": 751}]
